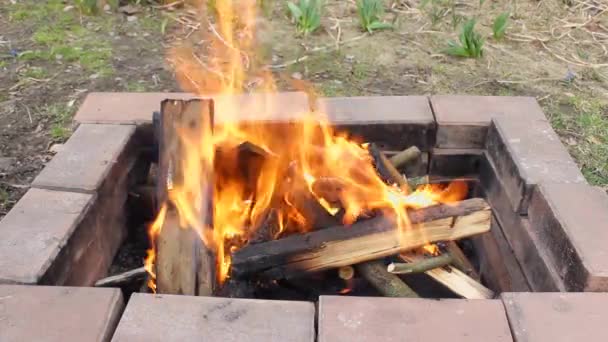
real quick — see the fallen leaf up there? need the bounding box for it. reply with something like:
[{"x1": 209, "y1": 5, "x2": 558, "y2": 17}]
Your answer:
[{"x1": 587, "y1": 135, "x2": 602, "y2": 145}]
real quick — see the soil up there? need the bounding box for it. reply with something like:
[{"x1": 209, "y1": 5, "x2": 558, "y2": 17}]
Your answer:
[{"x1": 1, "y1": 0, "x2": 607, "y2": 221}]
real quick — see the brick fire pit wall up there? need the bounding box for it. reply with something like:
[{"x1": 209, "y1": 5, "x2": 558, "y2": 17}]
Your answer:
[{"x1": 1, "y1": 92, "x2": 607, "y2": 341}]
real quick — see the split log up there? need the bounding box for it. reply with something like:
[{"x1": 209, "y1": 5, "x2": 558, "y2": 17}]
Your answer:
[
  {"x1": 231, "y1": 198, "x2": 491, "y2": 279},
  {"x1": 155, "y1": 99, "x2": 216, "y2": 296},
  {"x1": 95, "y1": 267, "x2": 147, "y2": 287},
  {"x1": 356, "y1": 261, "x2": 419, "y2": 297},
  {"x1": 387, "y1": 254, "x2": 453, "y2": 274},
  {"x1": 399, "y1": 253, "x2": 494, "y2": 299},
  {"x1": 155, "y1": 206, "x2": 216, "y2": 295},
  {"x1": 389, "y1": 146, "x2": 421, "y2": 169}
]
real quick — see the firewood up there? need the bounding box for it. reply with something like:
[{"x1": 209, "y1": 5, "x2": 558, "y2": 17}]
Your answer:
[
  {"x1": 95, "y1": 266, "x2": 147, "y2": 287},
  {"x1": 155, "y1": 99, "x2": 216, "y2": 296},
  {"x1": 338, "y1": 266, "x2": 355, "y2": 280},
  {"x1": 230, "y1": 198, "x2": 491, "y2": 279},
  {"x1": 399, "y1": 253, "x2": 494, "y2": 299},
  {"x1": 445, "y1": 240, "x2": 480, "y2": 281},
  {"x1": 408, "y1": 175, "x2": 478, "y2": 189},
  {"x1": 368, "y1": 143, "x2": 410, "y2": 191},
  {"x1": 155, "y1": 206, "x2": 216, "y2": 295},
  {"x1": 356, "y1": 261, "x2": 419, "y2": 297},
  {"x1": 284, "y1": 167, "x2": 340, "y2": 231},
  {"x1": 248, "y1": 209, "x2": 278, "y2": 244},
  {"x1": 389, "y1": 146, "x2": 421, "y2": 169},
  {"x1": 387, "y1": 254, "x2": 453, "y2": 274}
]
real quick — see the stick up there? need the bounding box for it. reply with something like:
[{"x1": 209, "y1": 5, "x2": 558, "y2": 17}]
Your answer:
[
  {"x1": 407, "y1": 175, "x2": 479, "y2": 189},
  {"x1": 231, "y1": 198, "x2": 491, "y2": 279},
  {"x1": 368, "y1": 143, "x2": 410, "y2": 192},
  {"x1": 338, "y1": 266, "x2": 355, "y2": 280},
  {"x1": 95, "y1": 267, "x2": 147, "y2": 287},
  {"x1": 389, "y1": 146, "x2": 421, "y2": 169},
  {"x1": 387, "y1": 254, "x2": 453, "y2": 274},
  {"x1": 445, "y1": 241, "x2": 480, "y2": 281},
  {"x1": 356, "y1": 261, "x2": 419, "y2": 297},
  {"x1": 399, "y1": 254, "x2": 494, "y2": 299}
]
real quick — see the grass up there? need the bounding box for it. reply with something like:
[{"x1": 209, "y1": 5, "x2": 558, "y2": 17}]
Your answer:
[
  {"x1": 443, "y1": 19, "x2": 484, "y2": 58},
  {"x1": 287, "y1": 0, "x2": 323, "y2": 35},
  {"x1": 492, "y1": 12, "x2": 509, "y2": 40},
  {"x1": 356, "y1": 0, "x2": 392, "y2": 33},
  {"x1": 9, "y1": 0, "x2": 115, "y2": 76},
  {"x1": 549, "y1": 96, "x2": 608, "y2": 185},
  {"x1": 46, "y1": 104, "x2": 74, "y2": 141}
]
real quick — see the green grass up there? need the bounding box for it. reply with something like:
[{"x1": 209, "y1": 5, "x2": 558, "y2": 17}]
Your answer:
[
  {"x1": 125, "y1": 81, "x2": 148, "y2": 92},
  {"x1": 0, "y1": 188, "x2": 9, "y2": 207},
  {"x1": 9, "y1": 1, "x2": 115, "y2": 76},
  {"x1": 492, "y1": 12, "x2": 509, "y2": 40},
  {"x1": 22, "y1": 67, "x2": 49, "y2": 79},
  {"x1": 356, "y1": 0, "x2": 392, "y2": 33},
  {"x1": 287, "y1": 0, "x2": 323, "y2": 35},
  {"x1": 46, "y1": 104, "x2": 74, "y2": 141},
  {"x1": 443, "y1": 18, "x2": 484, "y2": 58},
  {"x1": 549, "y1": 96, "x2": 608, "y2": 185}
]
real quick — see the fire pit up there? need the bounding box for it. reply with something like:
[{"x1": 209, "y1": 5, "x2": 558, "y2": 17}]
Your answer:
[{"x1": 1, "y1": 93, "x2": 608, "y2": 341}]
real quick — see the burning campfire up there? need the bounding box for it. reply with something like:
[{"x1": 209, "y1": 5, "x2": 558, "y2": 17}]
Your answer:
[{"x1": 131, "y1": 1, "x2": 493, "y2": 300}]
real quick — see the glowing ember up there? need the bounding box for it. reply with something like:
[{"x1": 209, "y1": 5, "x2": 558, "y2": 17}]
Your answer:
[{"x1": 144, "y1": 1, "x2": 470, "y2": 292}]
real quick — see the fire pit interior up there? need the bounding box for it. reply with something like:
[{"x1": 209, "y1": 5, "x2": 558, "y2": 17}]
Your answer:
[{"x1": 97, "y1": 95, "x2": 529, "y2": 303}]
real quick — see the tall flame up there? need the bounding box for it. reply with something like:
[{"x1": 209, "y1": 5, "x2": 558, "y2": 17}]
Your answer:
[{"x1": 144, "y1": 1, "x2": 469, "y2": 290}]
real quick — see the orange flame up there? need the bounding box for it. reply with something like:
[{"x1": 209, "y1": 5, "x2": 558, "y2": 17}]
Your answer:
[
  {"x1": 144, "y1": 1, "x2": 470, "y2": 292},
  {"x1": 144, "y1": 204, "x2": 167, "y2": 293}
]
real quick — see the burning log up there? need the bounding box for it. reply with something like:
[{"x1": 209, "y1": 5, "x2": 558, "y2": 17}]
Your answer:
[
  {"x1": 387, "y1": 254, "x2": 453, "y2": 274},
  {"x1": 248, "y1": 209, "x2": 278, "y2": 244},
  {"x1": 356, "y1": 261, "x2": 419, "y2": 297},
  {"x1": 370, "y1": 144, "x2": 479, "y2": 281},
  {"x1": 155, "y1": 206, "x2": 216, "y2": 295},
  {"x1": 154, "y1": 99, "x2": 216, "y2": 296},
  {"x1": 95, "y1": 267, "x2": 147, "y2": 288},
  {"x1": 399, "y1": 253, "x2": 494, "y2": 299},
  {"x1": 230, "y1": 198, "x2": 491, "y2": 279}
]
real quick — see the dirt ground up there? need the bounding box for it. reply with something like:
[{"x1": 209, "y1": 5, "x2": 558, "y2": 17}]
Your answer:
[{"x1": 1, "y1": 0, "x2": 607, "y2": 218}]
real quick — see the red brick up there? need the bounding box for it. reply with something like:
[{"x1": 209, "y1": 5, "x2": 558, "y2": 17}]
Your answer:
[
  {"x1": 472, "y1": 216, "x2": 530, "y2": 293},
  {"x1": 112, "y1": 293, "x2": 315, "y2": 342},
  {"x1": 74, "y1": 92, "x2": 194, "y2": 124},
  {"x1": 32, "y1": 124, "x2": 135, "y2": 193},
  {"x1": 0, "y1": 189, "x2": 93, "y2": 284},
  {"x1": 486, "y1": 116, "x2": 585, "y2": 214},
  {"x1": 74, "y1": 92, "x2": 311, "y2": 125},
  {"x1": 529, "y1": 183, "x2": 608, "y2": 291},
  {"x1": 317, "y1": 96, "x2": 435, "y2": 150},
  {"x1": 431, "y1": 96, "x2": 546, "y2": 148},
  {"x1": 479, "y1": 154, "x2": 565, "y2": 291},
  {"x1": 429, "y1": 148, "x2": 483, "y2": 176},
  {"x1": 0, "y1": 285, "x2": 123, "y2": 342},
  {"x1": 502, "y1": 292, "x2": 608, "y2": 342},
  {"x1": 318, "y1": 296, "x2": 513, "y2": 342}
]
